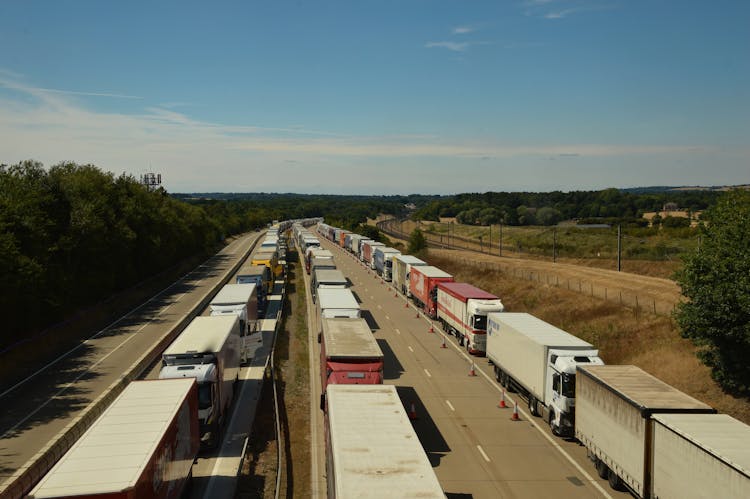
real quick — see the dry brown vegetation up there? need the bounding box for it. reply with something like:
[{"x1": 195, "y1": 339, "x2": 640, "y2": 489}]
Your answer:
[{"x1": 429, "y1": 253, "x2": 750, "y2": 425}]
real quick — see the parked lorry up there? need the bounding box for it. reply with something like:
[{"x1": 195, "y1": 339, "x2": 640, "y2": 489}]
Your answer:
[
  {"x1": 361, "y1": 240, "x2": 385, "y2": 267},
  {"x1": 159, "y1": 315, "x2": 241, "y2": 449},
  {"x1": 392, "y1": 254, "x2": 427, "y2": 297},
  {"x1": 305, "y1": 247, "x2": 333, "y2": 274},
  {"x1": 319, "y1": 318, "x2": 384, "y2": 405},
  {"x1": 373, "y1": 247, "x2": 401, "y2": 281},
  {"x1": 338, "y1": 230, "x2": 350, "y2": 248},
  {"x1": 576, "y1": 364, "x2": 715, "y2": 496},
  {"x1": 486, "y1": 312, "x2": 603, "y2": 436},
  {"x1": 209, "y1": 283, "x2": 258, "y2": 335},
  {"x1": 311, "y1": 256, "x2": 337, "y2": 274},
  {"x1": 651, "y1": 413, "x2": 750, "y2": 498},
  {"x1": 349, "y1": 233, "x2": 367, "y2": 254},
  {"x1": 325, "y1": 384, "x2": 444, "y2": 499},
  {"x1": 409, "y1": 265, "x2": 453, "y2": 318},
  {"x1": 356, "y1": 237, "x2": 373, "y2": 261},
  {"x1": 235, "y1": 263, "x2": 269, "y2": 313},
  {"x1": 437, "y1": 282, "x2": 504, "y2": 354},
  {"x1": 28, "y1": 378, "x2": 199, "y2": 499},
  {"x1": 251, "y1": 250, "x2": 281, "y2": 283},
  {"x1": 311, "y1": 268, "x2": 348, "y2": 302},
  {"x1": 316, "y1": 288, "x2": 360, "y2": 342}
]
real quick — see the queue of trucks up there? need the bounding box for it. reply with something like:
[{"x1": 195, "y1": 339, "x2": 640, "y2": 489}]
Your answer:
[{"x1": 318, "y1": 220, "x2": 750, "y2": 498}]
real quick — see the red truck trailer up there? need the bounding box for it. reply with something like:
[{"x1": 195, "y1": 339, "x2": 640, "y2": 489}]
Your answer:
[
  {"x1": 28, "y1": 378, "x2": 199, "y2": 499},
  {"x1": 409, "y1": 265, "x2": 453, "y2": 318}
]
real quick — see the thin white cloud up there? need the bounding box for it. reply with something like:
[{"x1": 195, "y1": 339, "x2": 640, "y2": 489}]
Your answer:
[
  {"x1": 523, "y1": 0, "x2": 613, "y2": 19},
  {"x1": 452, "y1": 25, "x2": 476, "y2": 35},
  {"x1": 31, "y1": 87, "x2": 143, "y2": 99},
  {"x1": 425, "y1": 41, "x2": 470, "y2": 52}
]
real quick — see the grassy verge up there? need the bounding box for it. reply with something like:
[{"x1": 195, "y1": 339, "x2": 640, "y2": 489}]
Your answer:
[
  {"x1": 237, "y1": 249, "x2": 311, "y2": 498},
  {"x1": 429, "y1": 252, "x2": 750, "y2": 424}
]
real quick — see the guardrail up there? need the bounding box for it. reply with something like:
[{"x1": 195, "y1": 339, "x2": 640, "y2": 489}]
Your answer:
[{"x1": 1, "y1": 232, "x2": 263, "y2": 499}]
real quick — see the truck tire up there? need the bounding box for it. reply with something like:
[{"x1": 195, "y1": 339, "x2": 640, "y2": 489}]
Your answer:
[
  {"x1": 607, "y1": 469, "x2": 624, "y2": 491},
  {"x1": 528, "y1": 396, "x2": 540, "y2": 417},
  {"x1": 549, "y1": 412, "x2": 560, "y2": 436},
  {"x1": 494, "y1": 366, "x2": 501, "y2": 382}
]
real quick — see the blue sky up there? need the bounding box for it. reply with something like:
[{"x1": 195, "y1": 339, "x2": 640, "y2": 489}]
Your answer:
[{"x1": 0, "y1": 1, "x2": 747, "y2": 194}]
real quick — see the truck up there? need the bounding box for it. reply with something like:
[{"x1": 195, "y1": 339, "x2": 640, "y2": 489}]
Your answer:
[
  {"x1": 324, "y1": 384, "x2": 444, "y2": 499},
  {"x1": 486, "y1": 312, "x2": 603, "y2": 436},
  {"x1": 235, "y1": 263, "x2": 269, "y2": 313},
  {"x1": 361, "y1": 240, "x2": 385, "y2": 267},
  {"x1": 337, "y1": 230, "x2": 350, "y2": 248},
  {"x1": 576, "y1": 364, "x2": 715, "y2": 496},
  {"x1": 209, "y1": 283, "x2": 258, "y2": 335},
  {"x1": 355, "y1": 237, "x2": 372, "y2": 261},
  {"x1": 305, "y1": 247, "x2": 333, "y2": 274},
  {"x1": 319, "y1": 318, "x2": 384, "y2": 402},
  {"x1": 348, "y1": 233, "x2": 367, "y2": 254},
  {"x1": 651, "y1": 413, "x2": 750, "y2": 498},
  {"x1": 311, "y1": 268, "x2": 348, "y2": 303},
  {"x1": 373, "y1": 247, "x2": 401, "y2": 281},
  {"x1": 437, "y1": 282, "x2": 504, "y2": 354},
  {"x1": 316, "y1": 288, "x2": 360, "y2": 342},
  {"x1": 251, "y1": 250, "x2": 281, "y2": 283},
  {"x1": 28, "y1": 379, "x2": 199, "y2": 499},
  {"x1": 311, "y1": 256, "x2": 337, "y2": 274},
  {"x1": 159, "y1": 315, "x2": 241, "y2": 449},
  {"x1": 392, "y1": 254, "x2": 427, "y2": 297},
  {"x1": 409, "y1": 265, "x2": 453, "y2": 318}
]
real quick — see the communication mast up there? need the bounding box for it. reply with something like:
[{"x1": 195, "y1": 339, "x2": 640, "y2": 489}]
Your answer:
[{"x1": 140, "y1": 172, "x2": 162, "y2": 190}]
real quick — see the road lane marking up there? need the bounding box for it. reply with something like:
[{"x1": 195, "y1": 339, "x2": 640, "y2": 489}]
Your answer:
[
  {"x1": 385, "y1": 315, "x2": 390, "y2": 320},
  {"x1": 477, "y1": 445, "x2": 491, "y2": 462},
  {"x1": 395, "y1": 329, "x2": 401, "y2": 335},
  {"x1": 377, "y1": 305, "x2": 382, "y2": 310},
  {"x1": 408, "y1": 346, "x2": 414, "y2": 353},
  {"x1": 446, "y1": 400, "x2": 455, "y2": 411},
  {"x1": 424, "y1": 369, "x2": 431, "y2": 378}
]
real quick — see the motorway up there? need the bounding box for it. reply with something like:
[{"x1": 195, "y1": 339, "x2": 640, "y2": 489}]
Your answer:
[
  {"x1": 0, "y1": 232, "x2": 261, "y2": 497},
  {"x1": 310, "y1": 236, "x2": 629, "y2": 499}
]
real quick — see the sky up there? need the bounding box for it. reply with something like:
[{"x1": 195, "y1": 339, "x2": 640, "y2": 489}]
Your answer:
[{"x1": 0, "y1": 0, "x2": 748, "y2": 194}]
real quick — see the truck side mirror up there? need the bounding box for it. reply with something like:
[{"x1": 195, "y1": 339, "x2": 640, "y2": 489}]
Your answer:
[{"x1": 319, "y1": 393, "x2": 326, "y2": 412}]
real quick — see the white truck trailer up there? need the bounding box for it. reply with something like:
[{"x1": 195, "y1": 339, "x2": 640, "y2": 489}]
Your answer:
[
  {"x1": 651, "y1": 413, "x2": 750, "y2": 498},
  {"x1": 311, "y1": 269, "x2": 348, "y2": 303},
  {"x1": 28, "y1": 379, "x2": 199, "y2": 499},
  {"x1": 209, "y1": 283, "x2": 258, "y2": 335},
  {"x1": 373, "y1": 247, "x2": 401, "y2": 281},
  {"x1": 436, "y1": 282, "x2": 504, "y2": 354},
  {"x1": 486, "y1": 312, "x2": 603, "y2": 436},
  {"x1": 325, "y1": 384, "x2": 444, "y2": 499},
  {"x1": 392, "y1": 254, "x2": 426, "y2": 297},
  {"x1": 316, "y1": 288, "x2": 361, "y2": 342},
  {"x1": 576, "y1": 365, "x2": 715, "y2": 496},
  {"x1": 159, "y1": 315, "x2": 241, "y2": 449}
]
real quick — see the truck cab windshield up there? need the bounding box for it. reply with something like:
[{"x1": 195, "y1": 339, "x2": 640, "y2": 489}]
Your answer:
[
  {"x1": 473, "y1": 315, "x2": 487, "y2": 331},
  {"x1": 561, "y1": 373, "x2": 575, "y2": 398}
]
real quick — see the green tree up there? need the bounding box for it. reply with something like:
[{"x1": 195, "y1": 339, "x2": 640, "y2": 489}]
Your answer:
[
  {"x1": 675, "y1": 189, "x2": 750, "y2": 394},
  {"x1": 407, "y1": 228, "x2": 428, "y2": 256}
]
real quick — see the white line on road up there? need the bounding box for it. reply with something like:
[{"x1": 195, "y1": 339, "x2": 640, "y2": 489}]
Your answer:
[
  {"x1": 377, "y1": 305, "x2": 382, "y2": 310},
  {"x1": 408, "y1": 346, "x2": 414, "y2": 353},
  {"x1": 395, "y1": 329, "x2": 401, "y2": 335},
  {"x1": 477, "y1": 445, "x2": 491, "y2": 463},
  {"x1": 385, "y1": 315, "x2": 390, "y2": 320},
  {"x1": 446, "y1": 400, "x2": 455, "y2": 411},
  {"x1": 424, "y1": 368, "x2": 431, "y2": 378}
]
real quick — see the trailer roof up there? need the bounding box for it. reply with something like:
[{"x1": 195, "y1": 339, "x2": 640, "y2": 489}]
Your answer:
[
  {"x1": 438, "y1": 282, "x2": 498, "y2": 300},
  {"x1": 317, "y1": 288, "x2": 359, "y2": 310},
  {"x1": 326, "y1": 385, "x2": 444, "y2": 498},
  {"x1": 164, "y1": 315, "x2": 238, "y2": 355},
  {"x1": 653, "y1": 413, "x2": 750, "y2": 477},
  {"x1": 314, "y1": 269, "x2": 347, "y2": 284},
  {"x1": 253, "y1": 250, "x2": 277, "y2": 258},
  {"x1": 323, "y1": 318, "x2": 383, "y2": 359},
  {"x1": 488, "y1": 312, "x2": 592, "y2": 348},
  {"x1": 578, "y1": 365, "x2": 714, "y2": 415},
  {"x1": 394, "y1": 254, "x2": 426, "y2": 265},
  {"x1": 28, "y1": 379, "x2": 195, "y2": 498},
  {"x1": 237, "y1": 263, "x2": 267, "y2": 276},
  {"x1": 413, "y1": 265, "x2": 452, "y2": 278},
  {"x1": 210, "y1": 283, "x2": 256, "y2": 305}
]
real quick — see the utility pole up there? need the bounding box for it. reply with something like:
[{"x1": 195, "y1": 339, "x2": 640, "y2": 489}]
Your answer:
[
  {"x1": 617, "y1": 224, "x2": 622, "y2": 272},
  {"x1": 553, "y1": 227, "x2": 557, "y2": 263},
  {"x1": 499, "y1": 222, "x2": 503, "y2": 256}
]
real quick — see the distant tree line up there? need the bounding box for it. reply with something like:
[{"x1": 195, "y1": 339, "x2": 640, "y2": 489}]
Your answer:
[{"x1": 412, "y1": 188, "x2": 721, "y2": 226}]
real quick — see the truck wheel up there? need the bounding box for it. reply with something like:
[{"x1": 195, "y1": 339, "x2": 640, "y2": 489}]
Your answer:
[
  {"x1": 595, "y1": 458, "x2": 609, "y2": 479},
  {"x1": 494, "y1": 367, "x2": 501, "y2": 382},
  {"x1": 528, "y1": 396, "x2": 539, "y2": 417},
  {"x1": 549, "y1": 413, "x2": 560, "y2": 436},
  {"x1": 607, "y1": 469, "x2": 624, "y2": 491}
]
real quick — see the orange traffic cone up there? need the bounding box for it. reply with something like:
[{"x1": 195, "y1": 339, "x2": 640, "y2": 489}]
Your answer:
[
  {"x1": 428, "y1": 325, "x2": 434, "y2": 334},
  {"x1": 498, "y1": 390, "x2": 507, "y2": 408},
  {"x1": 404, "y1": 302, "x2": 409, "y2": 308},
  {"x1": 511, "y1": 401, "x2": 520, "y2": 421},
  {"x1": 468, "y1": 361, "x2": 477, "y2": 377},
  {"x1": 415, "y1": 311, "x2": 420, "y2": 318},
  {"x1": 394, "y1": 292, "x2": 398, "y2": 297},
  {"x1": 409, "y1": 402, "x2": 418, "y2": 420},
  {"x1": 441, "y1": 336, "x2": 447, "y2": 348}
]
